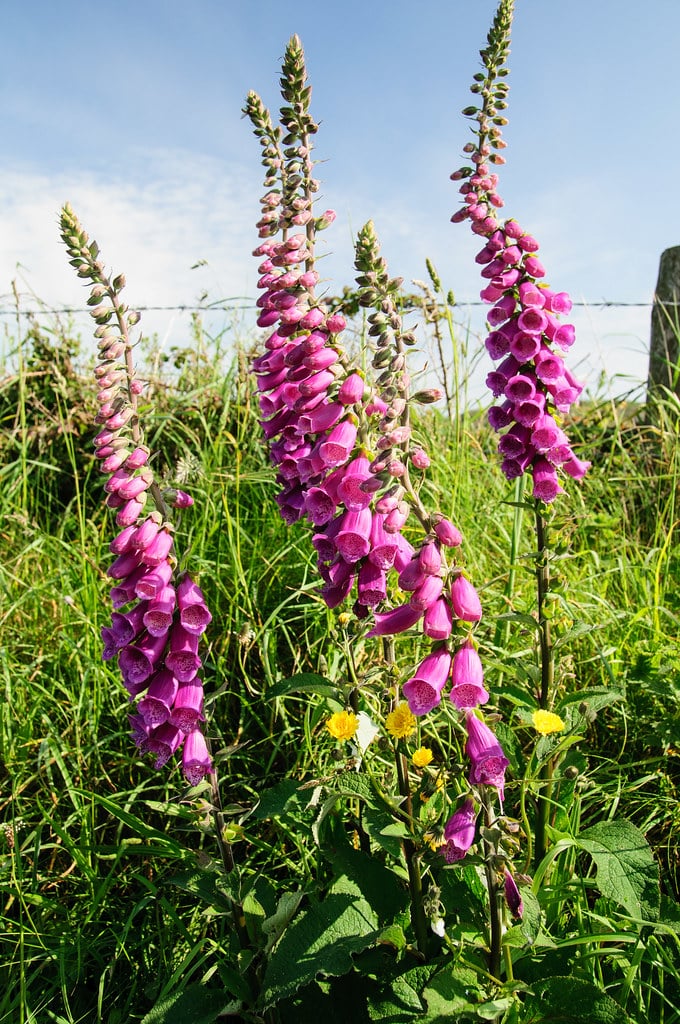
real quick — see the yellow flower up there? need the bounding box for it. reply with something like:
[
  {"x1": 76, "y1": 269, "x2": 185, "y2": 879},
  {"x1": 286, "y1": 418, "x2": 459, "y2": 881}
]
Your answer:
[
  {"x1": 412, "y1": 746, "x2": 434, "y2": 768},
  {"x1": 532, "y1": 709, "x2": 565, "y2": 735},
  {"x1": 386, "y1": 701, "x2": 416, "y2": 740},
  {"x1": 326, "y1": 710, "x2": 359, "y2": 742}
]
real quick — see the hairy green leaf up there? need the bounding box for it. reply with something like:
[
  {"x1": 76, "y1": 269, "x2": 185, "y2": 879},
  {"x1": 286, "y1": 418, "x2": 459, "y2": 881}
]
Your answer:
[{"x1": 577, "y1": 819, "x2": 660, "y2": 921}]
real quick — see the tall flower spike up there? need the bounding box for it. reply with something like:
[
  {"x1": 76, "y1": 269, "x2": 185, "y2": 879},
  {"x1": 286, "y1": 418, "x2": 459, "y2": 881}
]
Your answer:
[
  {"x1": 59, "y1": 204, "x2": 212, "y2": 787},
  {"x1": 450, "y1": 0, "x2": 590, "y2": 501},
  {"x1": 247, "y1": 45, "x2": 511, "y2": 891}
]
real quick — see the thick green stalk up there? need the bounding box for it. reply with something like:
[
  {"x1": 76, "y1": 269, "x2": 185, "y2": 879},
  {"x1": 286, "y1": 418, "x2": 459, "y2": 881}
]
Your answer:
[
  {"x1": 482, "y1": 792, "x2": 503, "y2": 980},
  {"x1": 385, "y1": 638, "x2": 429, "y2": 958},
  {"x1": 534, "y1": 505, "x2": 556, "y2": 868},
  {"x1": 535, "y1": 507, "x2": 553, "y2": 709},
  {"x1": 395, "y1": 748, "x2": 429, "y2": 957},
  {"x1": 533, "y1": 759, "x2": 554, "y2": 871}
]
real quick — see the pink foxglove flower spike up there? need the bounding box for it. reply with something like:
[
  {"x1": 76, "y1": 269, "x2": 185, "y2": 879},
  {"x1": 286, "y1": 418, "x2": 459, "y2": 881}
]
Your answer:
[
  {"x1": 60, "y1": 204, "x2": 212, "y2": 787},
  {"x1": 450, "y1": 0, "x2": 590, "y2": 502}
]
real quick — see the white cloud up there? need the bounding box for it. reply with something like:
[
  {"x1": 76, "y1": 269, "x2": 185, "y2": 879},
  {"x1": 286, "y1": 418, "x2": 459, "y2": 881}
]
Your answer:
[
  {"x1": 0, "y1": 149, "x2": 261, "y2": 352},
  {"x1": 0, "y1": 149, "x2": 654, "y2": 401}
]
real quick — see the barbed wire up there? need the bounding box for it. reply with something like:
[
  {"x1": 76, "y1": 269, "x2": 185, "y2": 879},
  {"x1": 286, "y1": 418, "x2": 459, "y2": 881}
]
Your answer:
[{"x1": 0, "y1": 299, "x2": 657, "y2": 318}]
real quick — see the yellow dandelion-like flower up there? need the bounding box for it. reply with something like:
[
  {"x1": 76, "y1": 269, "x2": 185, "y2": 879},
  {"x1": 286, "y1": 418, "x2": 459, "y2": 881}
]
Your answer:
[
  {"x1": 326, "y1": 710, "x2": 359, "y2": 742},
  {"x1": 532, "y1": 709, "x2": 565, "y2": 735},
  {"x1": 386, "y1": 701, "x2": 416, "y2": 740},
  {"x1": 412, "y1": 746, "x2": 434, "y2": 768},
  {"x1": 423, "y1": 831, "x2": 441, "y2": 852}
]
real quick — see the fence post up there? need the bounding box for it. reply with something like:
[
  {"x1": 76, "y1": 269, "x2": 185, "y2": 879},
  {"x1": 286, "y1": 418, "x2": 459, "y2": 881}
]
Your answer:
[{"x1": 647, "y1": 245, "x2": 680, "y2": 400}]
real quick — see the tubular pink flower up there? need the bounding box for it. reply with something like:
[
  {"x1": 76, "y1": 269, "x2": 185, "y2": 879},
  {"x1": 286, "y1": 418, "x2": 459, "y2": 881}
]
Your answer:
[
  {"x1": 177, "y1": 575, "x2": 213, "y2": 636},
  {"x1": 403, "y1": 648, "x2": 452, "y2": 716},
  {"x1": 319, "y1": 419, "x2": 358, "y2": 467},
  {"x1": 398, "y1": 555, "x2": 427, "y2": 593},
  {"x1": 418, "y1": 540, "x2": 442, "y2": 576},
  {"x1": 423, "y1": 597, "x2": 453, "y2": 640},
  {"x1": 165, "y1": 624, "x2": 201, "y2": 683},
  {"x1": 170, "y1": 680, "x2": 205, "y2": 732},
  {"x1": 337, "y1": 372, "x2": 365, "y2": 405},
  {"x1": 130, "y1": 516, "x2": 162, "y2": 551},
  {"x1": 119, "y1": 631, "x2": 168, "y2": 691},
  {"x1": 383, "y1": 503, "x2": 410, "y2": 534},
  {"x1": 531, "y1": 456, "x2": 564, "y2": 503},
  {"x1": 137, "y1": 669, "x2": 179, "y2": 727},
  {"x1": 182, "y1": 729, "x2": 213, "y2": 786},
  {"x1": 336, "y1": 455, "x2": 373, "y2": 510},
  {"x1": 436, "y1": 516, "x2": 462, "y2": 548},
  {"x1": 409, "y1": 574, "x2": 445, "y2": 612},
  {"x1": 109, "y1": 602, "x2": 147, "y2": 648},
  {"x1": 335, "y1": 507, "x2": 373, "y2": 562},
  {"x1": 367, "y1": 604, "x2": 423, "y2": 637},
  {"x1": 357, "y1": 561, "x2": 387, "y2": 608},
  {"x1": 115, "y1": 495, "x2": 147, "y2": 528},
  {"x1": 143, "y1": 585, "x2": 176, "y2": 637},
  {"x1": 147, "y1": 722, "x2": 183, "y2": 769},
  {"x1": 504, "y1": 869, "x2": 524, "y2": 919},
  {"x1": 562, "y1": 453, "x2": 591, "y2": 479},
  {"x1": 451, "y1": 575, "x2": 482, "y2": 623},
  {"x1": 368, "y1": 514, "x2": 399, "y2": 570},
  {"x1": 441, "y1": 799, "x2": 477, "y2": 863},
  {"x1": 449, "y1": 638, "x2": 489, "y2": 709},
  {"x1": 465, "y1": 710, "x2": 509, "y2": 799},
  {"x1": 139, "y1": 527, "x2": 174, "y2": 566},
  {"x1": 135, "y1": 560, "x2": 173, "y2": 601}
]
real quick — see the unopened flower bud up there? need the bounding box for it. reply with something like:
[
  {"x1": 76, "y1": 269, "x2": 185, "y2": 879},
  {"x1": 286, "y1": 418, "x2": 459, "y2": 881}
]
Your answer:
[{"x1": 412, "y1": 389, "x2": 443, "y2": 405}]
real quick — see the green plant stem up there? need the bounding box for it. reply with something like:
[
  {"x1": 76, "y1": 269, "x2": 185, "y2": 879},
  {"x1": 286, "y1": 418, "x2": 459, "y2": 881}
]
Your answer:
[
  {"x1": 395, "y1": 747, "x2": 429, "y2": 958},
  {"x1": 482, "y1": 792, "x2": 503, "y2": 980},
  {"x1": 533, "y1": 759, "x2": 554, "y2": 871},
  {"x1": 208, "y1": 752, "x2": 250, "y2": 951},
  {"x1": 535, "y1": 507, "x2": 553, "y2": 709},
  {"x1": 534, "y1": 506, "x2": 556, "y2": 869},
  {"x1": 385, "y1": 638, "x2": 429, "y2": 958}
]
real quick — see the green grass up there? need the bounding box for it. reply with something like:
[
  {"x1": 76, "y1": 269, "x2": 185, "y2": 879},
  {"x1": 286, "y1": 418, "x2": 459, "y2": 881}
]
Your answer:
[{"x1": 1, "y1": 318, "x2": 679, "y2": 1022}]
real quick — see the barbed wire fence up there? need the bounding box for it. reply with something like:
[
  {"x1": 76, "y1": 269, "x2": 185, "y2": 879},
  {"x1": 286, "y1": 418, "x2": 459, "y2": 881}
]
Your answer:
[
  {"x1": 0, "y1": 292, "x2": 664, "y2": 406},
  {"x1": 0, "y1": 299, "x2": 656, "y2": 318}
]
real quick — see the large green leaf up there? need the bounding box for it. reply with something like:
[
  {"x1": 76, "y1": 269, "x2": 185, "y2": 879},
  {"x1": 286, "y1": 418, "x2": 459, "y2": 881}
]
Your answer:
[
  {"x1": 576, "y1": 819, "x2": 660, "y2": 921},
  {"x1": 324, "y1": 842, "x2": 409, "y2": 922},
  {"x1": 140, "y1": 984, "x2": 235, "y2": 1024},
  {"x1": 251, "y1": 777, "x2": 306, "y2": 820},
  {"x1": 419, "y1": 964, "x2": 482, "y2": 1022},
  {"x1": 260, "y1": 875, "x2": 382, "y2": 1009},
  {"x1": 520, "y1": 976, "x2": 638, "y2": 1023}
]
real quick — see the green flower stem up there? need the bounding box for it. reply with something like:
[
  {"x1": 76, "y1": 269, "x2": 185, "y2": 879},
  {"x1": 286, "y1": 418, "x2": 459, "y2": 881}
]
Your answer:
[
  {"x1": 208, "y1": 754, "x2": 250, "y2": 951},
  {"x1": 384, "y1": 637, "x2": 429, "y2": 958},
  {"x1": 534, "y1": 505, "x2": 556, "y2": 869},
  {"x1": 395, "y1": 748, "x2": 429, "y2": 958},
  {"x1": 535, "y1": 506, "x2": 553, "y2": 710},
  {"x1": 482, "y1": 791, "x2": 503, "y2": 980},
  {"x1": 534, "y1": 759, "x2": 555, "y2": 871}
]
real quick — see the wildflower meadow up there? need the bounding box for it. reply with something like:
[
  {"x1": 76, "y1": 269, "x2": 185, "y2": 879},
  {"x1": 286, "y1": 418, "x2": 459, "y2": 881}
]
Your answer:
[{"x1": 2, "y1": 2, "x2": 680, "y2": 1022}]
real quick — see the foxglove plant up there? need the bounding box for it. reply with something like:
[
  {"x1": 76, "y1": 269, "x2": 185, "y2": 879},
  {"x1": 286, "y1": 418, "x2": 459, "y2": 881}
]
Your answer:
[
  {"x1": 450, "y1": 0, "x2": 590, "y2": 502},
  {"x1": 450, "y1": 0, "x2": 591, "y2": 870},
  {"x1": 59, "y1": 205, "x2": 212, "y2": 787},
  {"x1": 246, "y1": 35, "x2": 516, "y2": 964}
]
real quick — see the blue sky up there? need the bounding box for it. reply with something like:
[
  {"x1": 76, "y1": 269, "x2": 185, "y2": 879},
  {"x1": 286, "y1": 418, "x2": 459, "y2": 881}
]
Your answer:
[{"x1": 2, "y1": 0, "x2": 679, "y2": 397}]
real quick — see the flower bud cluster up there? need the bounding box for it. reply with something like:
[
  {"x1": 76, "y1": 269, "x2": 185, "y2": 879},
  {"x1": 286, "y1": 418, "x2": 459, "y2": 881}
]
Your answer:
[
  {"x1": 60, "y1": 204, "x2": 213, "y2": 786},
  {"x1": 450, "y1": 4, "x2": 589, "y2": 503}
]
